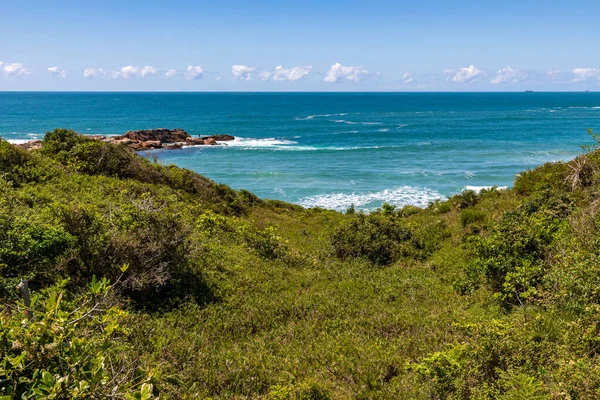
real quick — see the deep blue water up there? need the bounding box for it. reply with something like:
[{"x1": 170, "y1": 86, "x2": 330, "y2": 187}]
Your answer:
[{"x1": 1, "y1": 92, "x2": 599, "y2": 210}]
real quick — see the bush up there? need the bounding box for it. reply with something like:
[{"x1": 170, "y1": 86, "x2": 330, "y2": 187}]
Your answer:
[
  {"x1": 0, "y1": 277, "x2": 159, "y2": 398},
  {"x1": 471, "y1": 192, "x2": 572, "y2": 306},
  {"x1": 331, "y1": 213, "x2": 412, "y2": 266},
  {"x1": 513, "y1": 162, "x2": 569, "y2": 195},
  {"x1": 460, "y1": 209, "x2": 487, "y2": 227},
  {"x1": 453, "y1": 189, "x2": 479, "y2": 209}
]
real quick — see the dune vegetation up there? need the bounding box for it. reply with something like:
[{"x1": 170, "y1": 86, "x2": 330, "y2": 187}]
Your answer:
[{"x1": 2, "y1": 128, "x2": 600, "y2": 399}]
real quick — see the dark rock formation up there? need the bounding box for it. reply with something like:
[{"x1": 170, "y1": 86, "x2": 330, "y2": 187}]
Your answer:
[
  {"x1": 14, "y1": 129, "x2": 235, "y2": 153},
  {"x1": 200, "y1": 134, "x2": 235, "y2": 142},
  {"x1": 122, "y1": 128, "x2": 190, "y2": 143}
]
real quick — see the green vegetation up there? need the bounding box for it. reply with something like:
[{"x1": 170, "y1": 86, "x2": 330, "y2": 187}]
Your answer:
[{"x1": 2, "y1": 128, "x2": 600, "y2": 398}]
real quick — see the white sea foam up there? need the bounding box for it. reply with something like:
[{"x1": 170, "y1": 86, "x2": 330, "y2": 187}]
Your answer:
[
  {"x1": 377, "y1": 128, "x2": 390, "y2": 132},
  {"x1": 331, "y1": 119, "x2": 382, "y2": 125},
  {"x1": 218, "y1": 137, "x2": 297, "y2": 148},
  {"x1": 297, "y1": 186, "x2": 444, "y2": 211},
  {"x1": 295, "y1": 113, "x2": 348, "y2": 120},
  {"x1": 464, "y1": 185, "x2": 507, "y2": 193},
  {"x1": 6, "y1": 139, "x2": 33, "y2": 144}
]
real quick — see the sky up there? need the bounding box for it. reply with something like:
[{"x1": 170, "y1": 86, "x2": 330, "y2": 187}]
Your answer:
[{"x1": 0, "y1": 0, "x2": 599, "y2": 91}]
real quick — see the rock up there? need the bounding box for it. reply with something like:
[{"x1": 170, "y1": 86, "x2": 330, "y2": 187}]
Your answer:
[
  {"x1": 121, "y1": 128, "x2": 190, "y2": 143},
  {"x1": 128, "y1": 142, "x2": 143, "y2": 150},
  {"x1": 164, "y1": 143, "x2": 183, "y2": 150},
  {"x1": 140, "y1": 140, "x2": 162, "y2": 149},
  {"x1": 88, "y1": 135, "x2": 107, "y2": 140},
  {"x1": 200, "y1": 134, "x2": 235, "y2": 142},
  {"x1": 203, "y1": 138, "x2": 217, "y2": 145},
  {"x1": 186, "y1": 137, "x2": 205, "y2": 146},
  {"x1": 15, "y1": 140, "x2": 43, "y2": 151}
]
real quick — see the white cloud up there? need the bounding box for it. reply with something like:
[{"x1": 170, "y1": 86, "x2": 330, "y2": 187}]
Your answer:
[
  {"x1": 546, "y1": 70, "x2": 565, "y2": 80},
  {"x1": 490, "y1": 66, "x2": 528, "y2": 84},
  {"x1": 83, "y1": 67, "x2": 105, "y2": 79},
  {"x1": 324, "y1": 63, "x2": 370, "y2": 83},
  {"x1": 452, "y1": 65, "x2": 484, "y2": 83},
  {"x1": 3, "y1": 63, "x2": 31, "y2": 77},
  {"x1": 215, "y1": 77, "x2": 221, "y2": 81},
  {"x1": 140, "y1": 65, "x2": 157, "y2": 78},
  {"x1": 84, "y1": 65, "x2": 158, "y2": 79},
  {"x1": 47, "y1": 66, "x2": 67, "y2": 78},
  {"x1": 232, "y1": 65, "x2": 255, "y2": 80},
  {"x1": 571, "y1": 68, "x2": 600, "y2": 83},
  {"x1": 401, "y1": 72, "x2": 414, "y2": 83},
  {"x1": 259, "y1": 71, "x2": 271, "y2": 81},
  {"x1": 272, "y1": 65, "x2": 312, "y2": 81},
  {"x1": 165, "y1": 69, "x2": 177, "y2": 78},
  {"x1": 185, "y1": 65, "x2": 204, "y2": 80},
  {"x1": 119, "y1": 65, "x2": 139, "y2": 79}
]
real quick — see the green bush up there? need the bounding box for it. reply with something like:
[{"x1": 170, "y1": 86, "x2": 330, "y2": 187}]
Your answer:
[
  {"x1": 460, "y1": 209, "x2": 487, "y2": 227},
  {"x1": 331, "y1": 213, "x2": 412, "y2": 266},
  {"x1": 0, "y1": 277, "x2": 159, "y2": 398},
  {"x1": 513, "y1": 162, "x2": 569, "y2": 195},
  {"x1": 471, "y1": 192, "x2": 572, "y2": 306}
]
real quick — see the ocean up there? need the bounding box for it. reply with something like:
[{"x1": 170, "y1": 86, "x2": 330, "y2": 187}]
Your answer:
[{"x1": 1, "y1": 92, "x2": 599, "y2": 211}]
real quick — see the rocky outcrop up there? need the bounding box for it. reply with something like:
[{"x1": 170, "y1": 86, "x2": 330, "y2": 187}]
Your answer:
[
  {"x1": 121, "y1": 128, "x2": 190, "y2": 143},
  {"x1": 14, "y1": 129, "x2": 235, "y2": 152},
  {"x1": 200, "y1": 134, "x2": 235, "y2": 142},
  {"x1": 15, "y1": 140, "x2": 43, "y2": 151}
]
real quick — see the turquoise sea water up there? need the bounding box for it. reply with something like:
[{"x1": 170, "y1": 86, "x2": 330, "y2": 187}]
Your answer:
[{"x1": 1, "y1": 92, "x2": 599, "y2": 211}]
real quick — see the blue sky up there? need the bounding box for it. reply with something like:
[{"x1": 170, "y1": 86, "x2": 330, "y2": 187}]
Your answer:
[{"x1": 0, "y1": 0, "x2": 598, "y2": 91}]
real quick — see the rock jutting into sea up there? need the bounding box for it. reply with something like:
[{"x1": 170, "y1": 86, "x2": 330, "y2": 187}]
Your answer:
[{"x1": 15, "y1": 129, "x2": 235, "y2": 152}]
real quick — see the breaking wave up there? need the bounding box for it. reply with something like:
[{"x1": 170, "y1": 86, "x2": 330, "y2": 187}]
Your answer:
[{"x1": 297, "y1": 186, "x2": 444, "y2": 212}]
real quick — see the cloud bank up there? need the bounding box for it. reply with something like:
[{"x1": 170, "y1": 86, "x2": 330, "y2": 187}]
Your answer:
[
  {"x1": 324, "y1": 63, "x2": 370, "y2": 83},
  {"x1": 185, "y1": 65, "x2": 204, "y2": 80},
  {"x1": 232, "y1": 65, "x2": 255, "y2": 80},
  {"x1": 47, "y1": 66, "x2": 67, "y2": 78},
  {"x1": 571, "y1": 68, "x2": 600, "y2": 83},
  {"x1": 490, "y1": 66, "x2": 528, "y2": 84},
  {"x1": 451, "y1": 65, "x2": 484, "y2": 83},
  {"x1": 2, "y1": 62, "x2": 31, "y2": 77},
  {"x1": 260, "y1": 65, "x2": 312, "y2": 81}
]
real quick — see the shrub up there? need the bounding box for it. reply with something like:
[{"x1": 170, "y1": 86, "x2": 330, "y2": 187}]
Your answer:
[
  {"x1": 454, "y1": 189, "x2": 479, "y2": 209},
  {"x1": 460, "y1": 209, "x2": 487, "y2": 227},
  {"x1": 331, "y1": 213, "x2": 412, "y2": 266},
  {"x1": 41, "y1": 128, "x2": 89, "y2": 160},
  {"x1": 0, "y1": 277, "x2": 159, "y2": 398},
  {"x1": 471, "y1": 192, "x2": 572, "y2": 306},
  {"x1": 513, "y1": 162, "x2": 569, "y2": 195}
]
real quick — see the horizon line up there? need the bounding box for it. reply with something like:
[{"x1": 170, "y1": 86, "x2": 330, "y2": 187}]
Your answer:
[{"x1": 0, "y1": 90, "x2": 597, "y2": 94}]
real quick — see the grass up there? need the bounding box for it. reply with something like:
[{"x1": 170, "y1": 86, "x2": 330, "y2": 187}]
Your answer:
[{"x1": 3, "y1": 129, "x2": 600, "y2": 398}]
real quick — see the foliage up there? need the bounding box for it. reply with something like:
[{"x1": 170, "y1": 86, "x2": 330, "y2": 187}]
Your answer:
[
  {"x1": 331, "y1": 212, "x2": 412, "y2": 266},
  {"x1": 2, "y1": 129, "x2": 600, "y2": 397},
  {"x1": 0, "y1": 276, "x2": 159, "y2": 399}
]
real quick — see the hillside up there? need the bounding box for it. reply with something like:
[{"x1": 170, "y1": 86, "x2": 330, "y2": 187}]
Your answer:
[{"x1": 2, "y1": 128, "x2": 600, "y2": 399}]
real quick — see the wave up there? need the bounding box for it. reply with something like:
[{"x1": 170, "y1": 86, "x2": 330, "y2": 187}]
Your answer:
[
  {"x1": 464, "y1": 185, "x2": 508, "y2": 193},
  {"x1": 218, "y1": 137, "x2": 298, "y2": 148},
  {"x1": 295, "y1": 113, "x2": 348, "y2": 120},
  {"x1": 331, "y1": 119, "x2": 383, "y2": 125},
  {"x1": 6, "y1": 139, "x2": 34, "y2": 144},
  {"x1": 297, "y1": 186, "x2": 444, "y2": 211}
]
